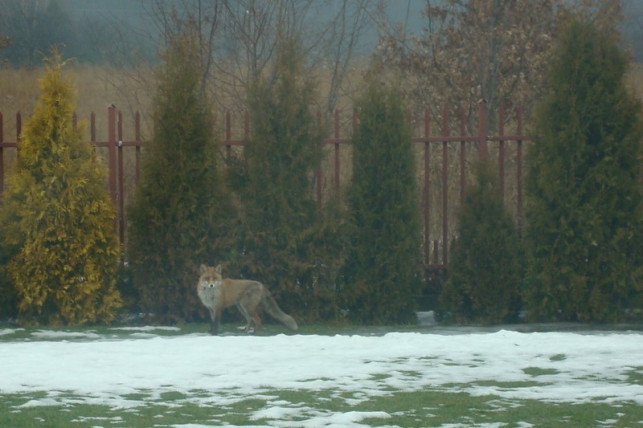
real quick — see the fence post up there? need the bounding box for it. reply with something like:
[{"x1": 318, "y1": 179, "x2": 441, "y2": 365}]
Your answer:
[
  {"x1": 90, "y1": 112, "x2": 96, "y2": 143},
  {"x1": 107, "y1": 105, "x2": 117, "y2": 215},
  {"x1": 315, "y1": 110, "x2": 323, "y2": 205},
  {"x1": 117, "y1": 111, "x2": 125, "y2": 246},
  {"x1": 333, "y1": 109, "x2": 340, "y2": 196},
  {"x1": 135, "y1": 111, "x2": 141, "y2": 185},
  {"x1": 498, "y1": 103, "x2": 505, "y2": 200},
  {"x1": 478, "y1": 99, "x2": 487, "y2": 160},
  {"x1": 423, "y1": 108, "x2": 431, "y2": 266},
  {"x1": 225, "y1": 111, "x2": 232, "y2": 159},
  {"x1": 244, "y1": 110, "x2": 249, "y2": 139},
  {"x1": 16, "y1": 112, "x2": 21, "y2": 142},
  {"x1": 0, "y1": 112, "x2": 3, "y2": 199},
  {"x1": 459, "y1": 106, "x2": 466, "y2": 205},
  {"x1": 441, "y1": 108, "x2": 449, "y2": 266},
  {"x1": 517, "y1": 106, "x2": 524, "y2": 235}
]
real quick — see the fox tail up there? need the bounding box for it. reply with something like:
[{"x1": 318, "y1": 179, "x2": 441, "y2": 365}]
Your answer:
[{"x1": 262, "y1": 289, "x2": 298, "y2": 331}]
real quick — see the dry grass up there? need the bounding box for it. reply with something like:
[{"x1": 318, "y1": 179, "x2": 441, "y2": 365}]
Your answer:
[
  {"x1": 1, "y1": 62, "x2": 642, "y2": 260},
  {"x1": 0, "y1": 64, "x2": 154, "y2": 142},
  {"x1": 2, "y1": 60, "x2": 642, "y2": 137}
]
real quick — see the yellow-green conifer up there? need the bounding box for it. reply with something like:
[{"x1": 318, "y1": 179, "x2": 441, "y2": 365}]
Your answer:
[{"x1": 0, "y1": 51, "x2": 121, "y2": 325}]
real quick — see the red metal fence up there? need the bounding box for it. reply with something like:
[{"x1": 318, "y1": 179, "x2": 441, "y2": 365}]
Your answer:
[
  {"x1": 0, "y1": 102, "x2": 528, "y2": 268},
  {"x1": 0, "y1": 106, "x2": 141, "y2": 246}
]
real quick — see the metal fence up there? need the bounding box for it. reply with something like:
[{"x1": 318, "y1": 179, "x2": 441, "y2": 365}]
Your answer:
[{"x1": 0, "y1": 102, "x2": 528, "y2": 268}]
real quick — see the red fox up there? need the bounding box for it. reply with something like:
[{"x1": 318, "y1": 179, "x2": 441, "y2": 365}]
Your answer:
[{"x1": 196, "y1": 264, "x2": 298, "y2": 335}]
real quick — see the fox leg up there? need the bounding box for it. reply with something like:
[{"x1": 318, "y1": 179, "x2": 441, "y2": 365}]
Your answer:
[
  {"x1": 252, "y1": 310, "x2": 262, "y2": 333},
  {"x1": 209, "y1": 308, "x2": 220, "y2": 335},
  {"x1": 236, "y1": 303, "x2": 255, "y2": 333}
]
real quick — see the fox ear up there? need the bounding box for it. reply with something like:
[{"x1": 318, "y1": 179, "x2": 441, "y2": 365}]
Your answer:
[
  {"x1": 199, "y1": 264, "x2": 207, "y2": 274},
  {"x1": 215, "y1": 264, "x2": 222, "y2": 274}
]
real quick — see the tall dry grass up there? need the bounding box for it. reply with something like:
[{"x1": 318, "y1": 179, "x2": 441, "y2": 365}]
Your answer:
[
  {"x1": 3, "y1": 59, "x2": 642, "y2": 136},
  {"x1": 1, "y1": 62, "x2": 642, "y2": 261},
  {"x1": 0, "y1": 64, "x2": 154, "y2": 142}
]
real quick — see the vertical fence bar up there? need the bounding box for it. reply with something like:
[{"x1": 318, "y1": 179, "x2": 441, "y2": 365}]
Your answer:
[
  {"x1": 334, "y1": 109, "x2": 340, "y2": 195},
  {"x1": 498, "y1": 103, "x2": 505, "y2": 200},
  {"x1": 459, "y1": 106, "x2": 466, "y2": 205},
  {"x1": 352, "y1": 109, "x2": 358, "y2": 133},
  {"x1": 516, "y1": 106, "x2": 524, "y2": 235},
  {"x1": 16, "y1": 111, "x2": 22, "y2": 163},
  {"x1": 315, "y1": 110, "x2": 323, "y2": 205},
  {"x1": 16, "y1": 112, "x2": 21, "y2": 142},
  {"x1": 107, "y1": 105, "x2": 117, "y2": 212},
  {"x1": 441, "y1": 108, "x2": 449, "y2": 266},
  {"x1": 423, "y1": 108, "x2": 431, "y2": 266},
  {"x1": 135, "y1": 111, "x2": 141, "y2": 185},
  {"x1": 117, "y1": 111, "x2": 125, "y2": 246},
  {"x1": 0, "y1": 112, "x2": 3, "y2": 197},
  {"x1": 90, "y1": 112, "x2": 96, "y2": 143},
  {"x1": 478, "y1": 100, "x2": 487, "y2": 160},
  {"x1": 244, "y1": 110, "x2": 250, "y2": 140},
  {"x1": 225, "y1": 111, "x2": 232, "y2": 160}
]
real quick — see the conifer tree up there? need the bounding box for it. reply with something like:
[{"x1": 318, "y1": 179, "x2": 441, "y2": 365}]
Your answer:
[
  {"x1": 440, "y1": 161, "x2": 522, "y2": 324},
  {"x1": 127, "y1": 29, "x2": 223, "y2": 322},
  {"x1": 232, "y1": 36, "x2": 337, "y2": 320},
  {"x1": 343, "y1": 81, "x2": 423, "y2": 324},
  {"x1": 524, "y1": 19, "x2": 642, "y2": 322},
  {"x1": 0, "y1": 51, "x2": 121, "y2": 325}
]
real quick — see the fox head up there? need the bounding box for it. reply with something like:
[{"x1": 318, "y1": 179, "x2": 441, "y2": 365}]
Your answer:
[{"x1": 198, "y1": 264, "x2": 223, "y2": 290}]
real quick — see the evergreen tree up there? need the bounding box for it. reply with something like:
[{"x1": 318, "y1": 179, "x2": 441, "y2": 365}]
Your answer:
[
  {"x1": 127, "y1": 29, "x2": 223, "y2": 323},
  {"x1": 0, "y1": 51, "x2": 121, "y2": 325},
  {"x1": 343, "y1": 81, "x2": 423, "y2": 324},
  {"x1": 524, "y1": 19, "x2": 643, "y2": 322},
  {"x1": 440, "y1": 161, "x2": 522, "y2": 324},
  {"x1": 232, "y1": 36, "x2": 339, "y2": 321}
]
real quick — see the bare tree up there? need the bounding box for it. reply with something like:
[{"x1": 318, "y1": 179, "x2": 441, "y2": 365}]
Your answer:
[
  {"x1": 0, "y1": 0, "x2": 74, "y2": 67},
  {"x1": 143, "y1": 0, "x2": 375, "y2": 115},
  {"x1": 148, "y1": 0, "x2": 221, "y2": 97},
  {"x1": 373, "y1": 0, "x2": 623, "y2": 131},
  {"x1": 319, "y1": 0, "x2": 372, "y2": 113},
  {"x1": 215, "y1": 0, "x2": 309, "y2": 106}
]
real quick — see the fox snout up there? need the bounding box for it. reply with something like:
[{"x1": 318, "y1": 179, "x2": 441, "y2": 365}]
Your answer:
[{"x1": 201, "y1": 278, "x2": 221, "y2": 289}]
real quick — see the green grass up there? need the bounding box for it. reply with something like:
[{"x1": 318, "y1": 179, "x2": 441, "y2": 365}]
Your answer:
[
  {"x1": 1, "y1": 388, "x2": 641, "y2": 427},
  {"x1": 2, "y1": 323, "x2": 642, "y2": 427}
]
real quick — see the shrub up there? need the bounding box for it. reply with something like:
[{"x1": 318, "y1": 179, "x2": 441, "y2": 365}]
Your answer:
[
  {"x1": 0, "y1": 51, "x2": 121, "y2": 325},
  {"x1": 230, "y1": 37, "x2": 342, "y2": 321},
  {"x1": 524, "y1": 19, "x2": 643, "y2": 322},
  {"x1": 440, "y1": 161, "x2": 522, "y2": 324},
  {"x1": 342, "y1": 80, "x2": 423, "y2": 324},
  {"x1": 127, "y1": 29, "x2": 225, "y2": 323}
]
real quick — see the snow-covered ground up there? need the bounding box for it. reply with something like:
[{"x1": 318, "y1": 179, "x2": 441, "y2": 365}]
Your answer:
[{"x1": 1, "y1": 326, "x2": 642, "y2": 425}]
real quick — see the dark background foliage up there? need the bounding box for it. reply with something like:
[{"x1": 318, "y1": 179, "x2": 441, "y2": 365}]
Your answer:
[
  {"x1": 524, "y1": 19, "x2": 643, "y2": 322},
  {"x1": 440, "y1": 161, "x2": 522, "y2": 324},
  {"x1": 226, "y1": 37, "x2": 343, "y2": 322},
  {"x1": 342, "y1": 80, "x2": 423, "y2": 324},
  {"x1": 127, "y1": 31, "x2": 226, "y2": 323}
]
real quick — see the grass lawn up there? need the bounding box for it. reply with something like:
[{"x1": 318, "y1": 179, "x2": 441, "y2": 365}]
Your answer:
[
  {"x1": 1, "y1": 323, "x2": 641, "y2": 427},
  {"x1": 2, "y1": 388, "x2": 640, "y2": 427}
]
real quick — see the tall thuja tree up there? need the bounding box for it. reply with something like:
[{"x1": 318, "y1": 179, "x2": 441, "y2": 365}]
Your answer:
[
  {"x1": 524, "y1": 19, "x2": 642, "y2": 322},
  {"x1": 128, "y1": 28, "x2": 223, "y2": 323},
  {"x1": 343, "y1": 80, "x2": 423, "y2": 324},
  {"x1": 440, "y1": 161, "x2": 522, "y2": 324},
  {"x1": 235, "y1": 36, "x2": 332, "y2": 320},
  {"x1": 0, "y1": 51, "x2": 121, "y2": 325}
]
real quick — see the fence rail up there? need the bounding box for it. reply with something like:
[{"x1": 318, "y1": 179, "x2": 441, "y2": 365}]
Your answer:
[{"x1": 0, "y1": 102, "x2": 528, "y2": 269}]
